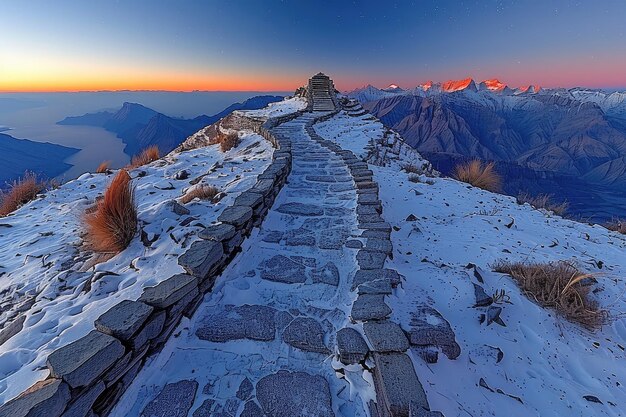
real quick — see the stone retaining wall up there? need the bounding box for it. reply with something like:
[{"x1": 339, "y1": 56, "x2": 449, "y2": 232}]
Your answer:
[{"x1": 0, "y1": 111, "x2": 305, "y2": 417}]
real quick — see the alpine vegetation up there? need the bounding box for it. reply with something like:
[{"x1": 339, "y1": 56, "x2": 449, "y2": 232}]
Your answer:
[{"x1": 83, "y1": 169, "x2": 137, "y2": 253}]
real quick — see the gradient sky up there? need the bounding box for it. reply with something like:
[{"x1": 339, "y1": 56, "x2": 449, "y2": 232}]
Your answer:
[{"x1": 1, "y1": 0, "x2": 625, "y2": 92}]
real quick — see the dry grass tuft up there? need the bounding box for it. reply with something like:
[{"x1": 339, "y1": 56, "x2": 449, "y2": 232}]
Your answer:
[
  {"x1": 603, "y1": 218, "x2": 626, "y2": 235},
  {"x1": 130, "y1": 146, "x2": 160, "y2": 168},
  {"x1": 83, "y1": 170, "x2": 137, "y2": 253},
  {"x1": 96, "y1": 161, "x2": 111, "y2": 174},
  {"x1": 453, "y1": 160, "x2": 502, "y2": 192},
  {"x1": 492, "y1": 260, "x2": 604, "y2": 329},
  {"x1": 180, "y1": 184, "x2": 220, "y2": 204},
  {"x1": 402, "y1": 163, "x2": 422, "y2": 174},
  {"x1": 517, "y1": 192, "x2": 569, "y2": 216},
  {"x1": 0, "y1": 172, "x2": 46, "y2": 216},
  {"x1": 219, "y1": 132, "x2": 240, "y2": 152}
]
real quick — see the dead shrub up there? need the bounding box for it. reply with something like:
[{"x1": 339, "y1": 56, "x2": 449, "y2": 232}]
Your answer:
[
  {"x1": 83, "y1": 169, "x2": 137, "y2": 253},
  {"x1": 180, "y1": 184, "x2": 219, "y2": 204},
  {"x1": 603, "y1": 218, "x2": 626, "y2": 234},
  {"x1": 220, "y1": 132, "x2": 240, "y2": 152},
  {"x1": 96, "y1": 161, "x2": 111, "y2": 174},
  {"x1": 402, "y1": 163, "x2": 421, "y2": 174},
  {"x1": 453, "y1": 160, "x2": 502, "y2": 192},
  {"x1": 517, "y1": 192, "x2": 568, "y2": 216},
  {"x1": 0, "y1": 172, "x2": 46, "y2": 216},
  {"x1": 492, "y1": 260, "x2": 604, "y2": 329},
  {"x1": 130, "y1": 146, "x2": 160, "y2": 168}
]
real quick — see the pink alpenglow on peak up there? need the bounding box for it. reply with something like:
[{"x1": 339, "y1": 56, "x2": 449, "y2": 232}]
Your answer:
[{"x1": 441, "y1": 78, "x2": 476, "y2": 92}]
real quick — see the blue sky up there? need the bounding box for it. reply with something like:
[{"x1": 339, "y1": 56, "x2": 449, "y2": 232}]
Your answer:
[{"x1": 1, "y1": 0, "x2": 625, "y2": 91}]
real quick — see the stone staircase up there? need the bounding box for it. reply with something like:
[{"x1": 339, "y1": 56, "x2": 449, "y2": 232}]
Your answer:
[{"x1": 308, "y1": 72, "x2": 338, "y2": 111}]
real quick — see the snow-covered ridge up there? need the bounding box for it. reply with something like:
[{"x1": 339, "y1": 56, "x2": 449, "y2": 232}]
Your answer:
[
  {"x1": 315, "y1": 109, "x2": 626, "y2": 416},
  {"x1": 0, "y1": 101, "x2": 302, "y2": 404}
]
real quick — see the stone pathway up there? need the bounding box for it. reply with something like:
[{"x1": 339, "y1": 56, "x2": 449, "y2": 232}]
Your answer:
[
  {"x1": 111, "y1": 111, "x2": 443, "y2": 417},
  {"x1": 111, "y1": 113, "x2": 373, "y2": 417}
]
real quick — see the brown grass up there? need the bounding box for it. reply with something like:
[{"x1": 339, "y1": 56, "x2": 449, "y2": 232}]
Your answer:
[
  {"x1": 0, "y1": 172, "x2": 46, "y2": 216},
  {"x1": 83, "y1": 170, "x2": 137, "y2": 253},
  {"x1": 130, "y1": 146, "x2": 160, "y2": 168},
  {"x1": 180, "y1": 185, "x2": 219, "y2": 204},
  {"x1": 603, "y1": 218, "x2": 626, "y2": 234},
  {"x1": 96, "y1": 161, "x2": 111, "y2": 174},
  {"x1": 492, "y1": 260, "x2": 604, "y2": 329},
  {"x1": 220, "y1": 132, "x2": 240, "y2": 152},
  {"x1": 402, "y1": 163, "x2": 422, "y2": 174},
  {"x1": 453, "y1": 160, "x2": 502, "y2": 192},
  {"x1": 517, "y1": 192, "x2": 569, "y2": 216}
]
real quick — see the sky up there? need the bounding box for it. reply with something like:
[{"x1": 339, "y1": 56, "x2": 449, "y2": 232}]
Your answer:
[{"x1": 1, "y1": 0, "x2": 625, "y2": 92}]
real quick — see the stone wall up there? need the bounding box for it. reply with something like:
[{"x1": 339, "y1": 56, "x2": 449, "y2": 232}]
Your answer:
[{"x1": 0, "y1": 111, "x2": 305, "y2": 417}]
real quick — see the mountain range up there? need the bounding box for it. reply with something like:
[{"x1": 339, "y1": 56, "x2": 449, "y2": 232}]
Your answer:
[
  {"x1": 58, "y1": 95, "x2": 283, "y2": 156},
  {"x1": 0, "y1": 133, "x2": 79, "y2": 186},
  {"x1": 348, "y1": 79, "x2": 626, "y2": 220}
]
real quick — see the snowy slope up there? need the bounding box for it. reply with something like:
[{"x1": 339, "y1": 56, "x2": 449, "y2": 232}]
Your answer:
[
  {"x1": 0, "y1": 131, "x2": 274, "y2": 403},
  {"x1": 319, "y1": 111, "x2": 626, "y2": 417}
]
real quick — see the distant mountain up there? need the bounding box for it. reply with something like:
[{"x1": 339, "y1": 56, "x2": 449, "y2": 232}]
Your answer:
[
  {"x1": 0, "y1": 133, "x2": 79, "y2": 186},
  {"x1": 349, "y1": 80, "x2": 626, "y2": 220},
  {"x1": 58, "y1": 95, "x2": 284, "y2": 155}
]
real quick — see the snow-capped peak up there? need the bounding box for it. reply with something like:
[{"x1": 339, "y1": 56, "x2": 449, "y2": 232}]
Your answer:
[{"x1": 441, "y1": 78, "x2": 477, "y2": 92}]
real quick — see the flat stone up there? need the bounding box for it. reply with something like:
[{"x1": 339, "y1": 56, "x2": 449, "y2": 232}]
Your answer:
[
  {"x1": 345, "y1": 239, "x2": 363, "y2": 249},
  {"x1": 196, "y1": 304, "x2": 277, "y2": 342},
  {"x1": 356, "y1": 205, "x2": 379, "y2": 215},
  {"x1": 252, "y1": 179, "x2": 274, "y2": 196},
  {"x1": 356, "y1": 250, "x2": 387, "y2": 270},
  {"x1": 305, "y1": 175, "x2": 336, "y2": 183},
  {"x1": 336, "y1": 328, "x2": 369, "y2": 365},
  {"x1": 357, "y1": 279, "x2": 392, "y2": 295},
  {"x1": 240, "y1": 401, "x2": 264, "y2": 417},
  {"x1": 360, "y1": 222, "x2": 391, "y2": 232},
  {"x1": 261, "y1": 230, "x2": 283, "y2": 243},
  {"x1": 351, "y1": 294, "x2": 391, "y2": 321},
  {"x1": 363, "y1": 321, "x2": 410, "y2": 353},
  {"x1": 284, "y1": 228, "x2": 316, "y2": 246},
  {"x1": 372, "y1": 353, "x2": 429, "y2": 417},
  {"x1": 364, "y1": 238, "x2": 393, "y2": 254},
  {"x1": 319, "y1": 227, "x2": 349, "y2": 249},
  {"x1": 198, "y1": 223, "x2": 236, "y2": 241},
  {"x1": 131, "y1": 310, "x2": 166, "y2": 350},
  {"x1": 0, "y1": 315, "x2": 25, "y2": 346},
  {"x1": 140, "y1": 380, "x2": 198, "y2": 417},
  {"x1": 0, "y1": 378, "x2": 70, "y2": 417},
  {"x1": 357, "y1": 193, "x2": 380, "y2": 205},
  {"x1": 301, "y1": 217, "x2": 345, "y2": 230},
  {"x1": 473, "y1": 283, "x2": 493, "y2": 307},
  {"x1": 178, "y1": 239, "x2": 224, "y2": 279},
  {"x1": 283, "y1": 317, "x2": 329, "y2": 354},
  {"x1": 325, "y1": 207, "x2": 352, "y2": 217},
  {"x1": 487, "y1": 306, "x2": 505, "y2": 327},
  {"x1": 140, "y1": 274, "x2": 198, "y2": 309},
  {"x1": 47, "y1": 330, "x2": 125, "y2": 389},
  {"x1": 167, "y1": 200, "x2": 190, "y2": 216},
  {"x1": 277, "y1": 202, "x2": 324, "y2": 216},
  {"x1": 329, "y1": 183, "x2": 354, "y2": 192},
  {"x1": 62, "y1": 380, "x2": 104, "y2": 417},
  {"x1": 218, "y1": 205, "x2": 253, "y2": 227},
  {"x1": 191, "y1": 399, "x2": 214, "y2": 417},
  {"x1": 312, "y1": 262, "x2": 340, "y2": 286},
  {"x1": 236, "y1": 377, "x2": 254, "y2": 401},
  {"x1": 256, "y1": 371, "x2": 334, "y2": 417},
  {"x1": 94, "y1": 300, "x2": 154, "y2": 341},
  {"x1": 234, "y1": 191, "x2": 264, "y2": 208},
  {"x1": 408, "y1": 305, "x2": 461, "y2": 361},
  {"x1": 260, "y1": 255, "x2": 306, "y2": 284}
]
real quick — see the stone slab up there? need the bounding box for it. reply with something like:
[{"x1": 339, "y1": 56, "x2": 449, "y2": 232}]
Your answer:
[
  {"x1": 217, "y1": 205, "x2": 253, "y2": 227},
  {"x1": 351, "y1": 294, "x2": 391, "y2": 322},
  {"x1": 363, "y1": 321, "x2": 410, "y2": 353},
  {"x1": 336, "y1": 328, "x2": 369, "y2": 365},
  {"x1": 95, "y1": 300, "x2": 153, "y2": 342},
  {"x1": 140, "y1": 274, "x2": 198, "y2": 309},
  {"x1": 178, "y1": 240, "x2": 224, "y2": 279},
  {"x1": 47, "y1": 330, "x2": 125, "y2": 389},
  {"x1": 198, "y1": 223, "x2": 236, "y2": 242},
  {"x1": 283, "y1": 317, "x2": 329, "y2": 354},
  {"x1": 140, "y1": 380, "x2": 198, "y2": 417},
  {"x1": 196, "y1": 304, "x2": 277, "y2": 342},
  {"x1": 0, "y1": 378, "x2": 70, "y2": 417},
  {"x1": 256, "y1": 371, "x2": 334, "y2": 417}
]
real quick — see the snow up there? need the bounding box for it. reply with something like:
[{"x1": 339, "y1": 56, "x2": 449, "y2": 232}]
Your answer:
[
  {"x1": 379, "y1": 173, "x2": 626, "y2": 417},
  {"x1": 238, "y1": 96, "x2": 307, "y2": 119},
  {"x1": 313, "y1": 112, "x2": 384, "y2": 158},
  {"x1": 319, "y1": 112, "x2": 626, "y2": 416},
  {"x1": 0, "y1": 131, "x2": 274, "y2": 403}
]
